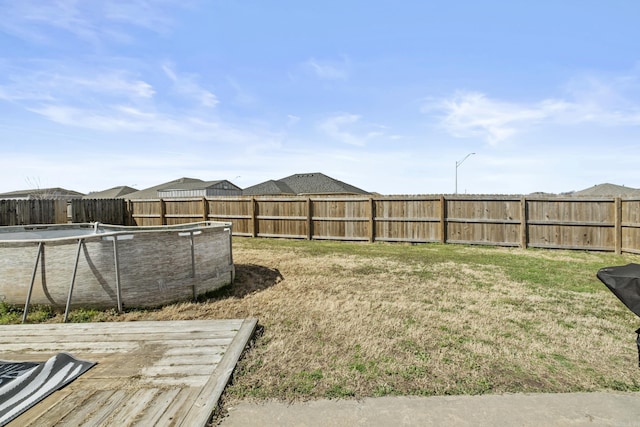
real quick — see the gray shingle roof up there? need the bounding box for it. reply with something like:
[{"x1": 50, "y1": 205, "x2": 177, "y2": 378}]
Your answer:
[
  {"x1": 0, "y1": 187, "x2": 84, "y2": 199},
  {"x1": 242, "y1": 180, "x2": 294, "y2": 196},
  {"x1": 123, "y1": 177, "x2": 205, "y2": 199},
  {"x1": 160, "y1": 180, "x2": 225, "y2": 191},
  {"x1": 572, "y1": 183, "x2": 640, "y2": 197},
  {"x1": 122, "y1": 178, "x2": 242, "y2": 199},
  {"x1": 84, "y1": 186, "x2": 138, "y2": 199},
  {"x1": 282, "y1": 173, "x2": 368, "y2": 195},
  {"x1": 243, "y1": 173, "x2": 368, "y2": 196}
]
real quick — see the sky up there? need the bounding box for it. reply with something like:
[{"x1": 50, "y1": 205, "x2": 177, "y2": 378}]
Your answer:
[{"x1": 1, "y1": 1, "x2": 639, "y2": 196}]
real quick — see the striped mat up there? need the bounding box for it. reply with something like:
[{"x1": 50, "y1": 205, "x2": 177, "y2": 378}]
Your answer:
[{"x1": 0, "y1": 352, "x2": 95, "y2": 426}]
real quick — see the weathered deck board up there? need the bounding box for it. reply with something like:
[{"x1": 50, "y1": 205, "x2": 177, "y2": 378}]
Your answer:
[
  {"x1": 0, "y1": 318, "x2": 257, "y2": 426},
  {"x1": 2, "y1": 335, "x2": 232, "y2": 353}
]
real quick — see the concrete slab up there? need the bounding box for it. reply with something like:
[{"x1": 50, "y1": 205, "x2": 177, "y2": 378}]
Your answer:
[{"x1": 219, "y1": 392, "x2": 640, "y2": 426}]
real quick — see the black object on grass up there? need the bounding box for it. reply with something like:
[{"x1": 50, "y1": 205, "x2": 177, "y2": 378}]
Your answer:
[{"x1": 597, "y1": 263, "x2": 640, "y2": 367}]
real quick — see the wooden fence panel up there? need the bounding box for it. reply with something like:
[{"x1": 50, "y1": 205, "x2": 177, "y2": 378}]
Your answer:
[
  {"x1": 374, "y1": 197, "x2": 440, "y2": 242},
  {"x1": 129, "y1": 199, "x2": 163, "y2": 226},
  {"x1": 56, "y1": 200, "x2": 68, "y2": 224},
  {"x1": 71, "y1": 199, "x2": 126, "y2": 224},
  {"x1": 18, "y1": 200, "x2": 31, "y2": 224},
  {"x1": 1, "y1": 200, "x2": 17, "y2": 225},
  {"x1": 527, "y1": 199, "x2": 615, "y2": 250},
  {"x1": 622, "y1": 199, "x2": 640, "y2": 254},
  {"x1": 207, "y1": 198, "x2": 253, "y2": 236},
  {"x1": 311, "y1": 198, "x2": 369, "y2": 241},
  {"x1": 0, "y1": 199, "x2": 65, "y2": 225},
  {"x1": 446, "y1": 198, "x2": 522, "y2": 246},
  {"x1": 16, "y1": 200, "x2": 45, "y2": 225},
  {"x1": 164, "y1": 198, "x2": 204, "y2": 225},
  {"x1": 256, "y1": 198, "x2": 308, "y2": 239}
]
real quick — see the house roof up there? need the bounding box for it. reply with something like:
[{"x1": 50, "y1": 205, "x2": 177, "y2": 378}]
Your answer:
[
  {"x1": 572, "y1": 183, "x2": 640, "y2": 197},
  {"x1": 123, "y1": 177, "x2": 206, "y2": 199},
  {"x1": 0, "y1": 187, "x2": 84, "y2": 199},
  {"x1": 123, "y1": 177, "x2": 240, "y2": 199},
  {"x1": 84, "y1": 186, "x2": 138, "y2": 199},
  {"x1": 160, "y1": 180, "x2": 228, "y2": 192},
  {"x1": 243, "y1": 173, "x2": 369, "y2": 196},
  {"x1": 242, "y1": 180, "x2": 294, "y2": 196}
]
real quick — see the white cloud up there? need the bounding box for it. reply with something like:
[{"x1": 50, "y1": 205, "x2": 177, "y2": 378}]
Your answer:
[
  {"x1": 28, "y1": 104, "x2": 159, "y2": 133},
  {"x1": 426, "y1": 91, "x2": 561, "y2": 144},
  {"x1": 103, "y1": 0, "x2": 179, "y2": 33},
  {"x1": 92, "y1": 74, "x2": 156, "y2": 99},
  {"x1": 0, "y1": 63, "x2": 155, "y2": 104},
  {"x1": 560, "y1": 73, "x2": 640, "y2": 125},
  {"x1": 61, "y1": 73, "x2": 156, "y2": 100},
  {"x1": 305, "y1": 57, "x2": 350, "y2": 80},
  {"x1": 162, "y1": 64, "x2": 219, "y2": 107},
  {"x1": 226, "y1": 77, "x2": 257, "y2": 107},
  {"x1": 428, "y1": 73, "x2": 640, "y2": 145},
  {"x1": 0, "y1": 0, "x2": 182, "y2": 45},
  {"x1": 27, "y1": 103, "x2": 283, "y2": 147},
  {"x1": 287, "y1": 115, "x2": 301, "y2": 126},
  {"x1": 0, "y1": 60, "x2": 229, "y2": 139},
  {"x1": 318, "y1": 113, "x2": 384, "y2": 146}
]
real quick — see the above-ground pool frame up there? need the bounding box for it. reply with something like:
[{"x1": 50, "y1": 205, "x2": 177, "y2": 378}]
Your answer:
[{"x1": 0, "y1": 222, "x2": 234, "y2": 323}]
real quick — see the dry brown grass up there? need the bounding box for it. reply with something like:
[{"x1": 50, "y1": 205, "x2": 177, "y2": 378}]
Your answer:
[{"x1": 60, "y1": 238, "x2": 640, "y2": 402}]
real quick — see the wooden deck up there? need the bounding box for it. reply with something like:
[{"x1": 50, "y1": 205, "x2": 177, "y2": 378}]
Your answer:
[{"x1": 0, "y1": 318, "x2": 257, "y2": 426}]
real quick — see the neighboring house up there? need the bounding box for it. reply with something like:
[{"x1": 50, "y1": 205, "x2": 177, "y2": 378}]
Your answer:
[
  {"x1": 0, "y1": 187, "x2": 84, "y2": 201},
  {"x1": 84, "y1": 186, "x2": 138, "y2": 199},
  {"x1": 243, "y1": 172, "x2": 369, "y2": 196},
  {"x1": 157, "y1": 180, "x2": 242, "y2": 198},
  {"x1": 123, "y1": 177, "x2": 242, "y2": 199},
  {"x1": 571, "y1": 183, "x2": 640, "y2": 197}
]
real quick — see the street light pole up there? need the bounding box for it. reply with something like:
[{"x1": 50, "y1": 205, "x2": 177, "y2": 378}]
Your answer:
[{"x1": 455, "y1": 152, "x2": 476, "y2": 194}]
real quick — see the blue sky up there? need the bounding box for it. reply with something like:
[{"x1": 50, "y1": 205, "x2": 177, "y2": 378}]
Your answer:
[{"x1": 1, "y1": 1, "x2": 639, "y2": 195}]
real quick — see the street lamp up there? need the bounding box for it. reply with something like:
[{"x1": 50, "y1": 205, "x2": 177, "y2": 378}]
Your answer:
[{"x1": 455, "y1": 152, "x2": 475, "y2": 194}]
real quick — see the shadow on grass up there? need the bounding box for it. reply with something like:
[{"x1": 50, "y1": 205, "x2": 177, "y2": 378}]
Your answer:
[{"x1": 198, "y1": 263, "x2": 284, "y2": 301}]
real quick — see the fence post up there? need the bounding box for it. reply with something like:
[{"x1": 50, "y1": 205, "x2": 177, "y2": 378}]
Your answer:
[
  {"x1": 126, "y1": 200, "x2": 133, "y2": 225},
  {"x1": 63, "y1": 200, "x2": 71, "y2": 224},
  {"x1": 440, "y1": 195, "x2": 447, "y2": 244},
  {"x1": 159, "y1": 198, "x2": 166, "y2": 225},
  {"x1": 520, "y1": 196, "x2": 528, "y2": 249},
  {"x1": 369, "y1": 197, "x2": 375, "y2": 243},
  {"x1": 306, "y1": 198, "x2": 313, "y2": 240},
  {"x1": 251, "y1": 197, "x2": 257, "y2": 238},
  {"x1": 615, "y1": 197, "x2": 622, "y2": 255},
  {"x1": 202, "y1": 197, "x2": 209, "y2": 222}
]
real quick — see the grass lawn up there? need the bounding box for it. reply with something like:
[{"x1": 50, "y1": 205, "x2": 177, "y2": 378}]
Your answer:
[{"x1": 3, "y1": 237, "x2": 640, "y2": 403}]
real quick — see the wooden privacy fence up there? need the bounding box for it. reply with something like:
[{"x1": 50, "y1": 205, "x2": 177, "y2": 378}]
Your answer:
[
  {"x1": 0, "y1": 199, "x2": 67, "y2": 225},
  {"x1": 120, "y1": 196, "x2": 640, "y2": 255},
  {"x1": 0, "y1": 199, "x2": 127, "y2": 226},
  {"x1": 3, "y1": 196, "x2": 639, "y2": 254},
  {"x1": 70, "y1": 198, "x2": 127, "y2": 224}
]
